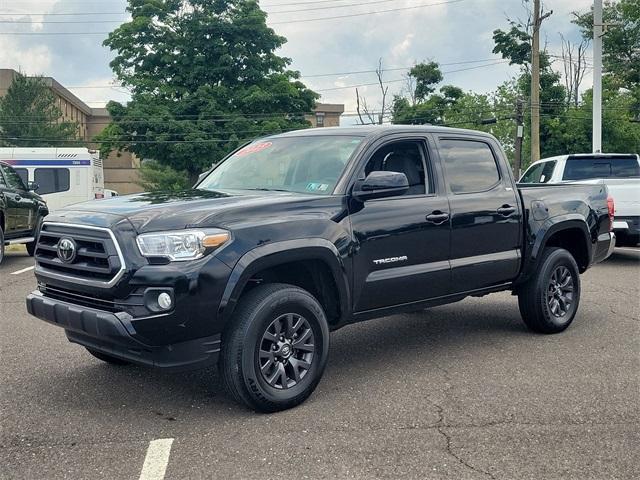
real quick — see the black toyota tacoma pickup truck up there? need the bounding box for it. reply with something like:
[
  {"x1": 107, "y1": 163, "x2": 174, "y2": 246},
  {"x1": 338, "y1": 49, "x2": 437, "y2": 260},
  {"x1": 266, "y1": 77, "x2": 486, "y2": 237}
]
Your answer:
[
  {"x1": 0, "y1": 161, "x2": 48, "y2": 264},
  {"x1": 26, "y1": 126, "x2": 615, "y2": 412}
]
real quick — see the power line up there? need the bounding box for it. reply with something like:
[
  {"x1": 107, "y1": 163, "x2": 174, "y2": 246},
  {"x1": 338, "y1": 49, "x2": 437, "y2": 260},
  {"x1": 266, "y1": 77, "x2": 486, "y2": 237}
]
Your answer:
[
  {"x1": 0, "y1": 0, "x2": 434, "y2": 16},
  {"x1": 0, "y1": 0, "x2": 467, "y2": 33},
  {"x1": 315, "y1": 61, "x2": 510, "y2": 91},
  {"x1": 0, "y1": 0, "x2": 452, "y2": 23},
  {"x1": 55, "y1": 58, "x2": 505, "y2": 90}
]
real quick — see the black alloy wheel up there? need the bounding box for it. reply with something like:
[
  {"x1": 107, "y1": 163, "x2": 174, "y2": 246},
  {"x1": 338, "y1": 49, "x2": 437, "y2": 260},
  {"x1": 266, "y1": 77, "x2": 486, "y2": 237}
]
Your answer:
[
  {"x1": 220, "y1": 283, "x2": 330, "y2": 412},
  {"x1": 546, "y1": 266, "x2": 574, "y2": 318},
  {"x1": 258, "y1": 313, "x2": 315, "y2": 390},
  {"x1": 518, "y1": 247, "x2": 581, "y2": 334}
]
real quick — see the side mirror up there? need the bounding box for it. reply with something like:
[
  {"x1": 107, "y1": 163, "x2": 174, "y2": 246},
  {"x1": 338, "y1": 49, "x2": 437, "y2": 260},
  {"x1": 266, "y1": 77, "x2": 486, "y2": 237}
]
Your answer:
[
  {"x1": 353, "y1": 171, "x2": 409, "y2": 201},
  {"x1": 27, "y1": 182, "x2": 39, "y2": 192}
]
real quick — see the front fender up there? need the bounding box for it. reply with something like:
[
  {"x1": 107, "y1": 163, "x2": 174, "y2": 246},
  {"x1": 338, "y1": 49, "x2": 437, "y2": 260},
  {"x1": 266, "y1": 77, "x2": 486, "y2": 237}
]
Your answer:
[{"x1": 217, "y1": 238, "x2": 351, "y2": 327}]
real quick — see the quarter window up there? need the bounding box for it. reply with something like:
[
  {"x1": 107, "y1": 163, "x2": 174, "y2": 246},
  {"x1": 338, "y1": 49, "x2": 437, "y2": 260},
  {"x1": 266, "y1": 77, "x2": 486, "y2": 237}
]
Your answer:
[
  {"x1": 34, "y1": 168, "x2": 70, "y2": 194},
  {"x1": 439, "y1": 139, "x2": 500, "y2": 194}
]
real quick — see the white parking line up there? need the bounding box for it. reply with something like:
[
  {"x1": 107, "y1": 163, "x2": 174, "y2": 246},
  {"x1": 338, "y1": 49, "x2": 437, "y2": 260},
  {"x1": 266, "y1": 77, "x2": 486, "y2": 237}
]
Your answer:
[
  {"x1": 139, "y1": 438, "x2": 174, "y2": 480},
  {"x1": 10, "y1": 266, "x2": 35, "y2": 275}
]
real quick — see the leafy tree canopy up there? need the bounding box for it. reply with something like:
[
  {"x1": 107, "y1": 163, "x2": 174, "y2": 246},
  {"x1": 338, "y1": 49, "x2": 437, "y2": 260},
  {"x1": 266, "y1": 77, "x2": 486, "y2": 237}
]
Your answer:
[
  {"x1": 0, "y1": 72, "x2": 78, "y2": 147},
  {"x1": 99, "y1": 0, "x2": 319, "y2": 183},
  {"x1": 573, "y1": 0, "x2": 640, "y2": 93}
]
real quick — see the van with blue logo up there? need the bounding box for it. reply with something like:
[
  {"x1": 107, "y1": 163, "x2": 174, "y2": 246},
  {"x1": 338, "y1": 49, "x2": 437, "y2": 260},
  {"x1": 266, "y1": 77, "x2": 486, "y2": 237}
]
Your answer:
[{"x1": 0, "y1": 147, "x2": 110, "y2": 213}]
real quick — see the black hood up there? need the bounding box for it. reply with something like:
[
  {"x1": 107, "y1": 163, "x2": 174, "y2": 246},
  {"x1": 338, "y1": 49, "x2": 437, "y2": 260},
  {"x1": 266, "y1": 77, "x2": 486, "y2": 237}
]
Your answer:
[{"x1": 51, "y1": 189, "x2": 332, "y2": 233}]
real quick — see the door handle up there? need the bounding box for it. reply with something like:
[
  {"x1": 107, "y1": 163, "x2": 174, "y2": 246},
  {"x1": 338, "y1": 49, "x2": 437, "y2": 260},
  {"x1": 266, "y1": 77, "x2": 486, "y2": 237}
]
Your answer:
[
  {"x1": 426, "y1": 211, "x2": 450, "y2": 225},
  {"x1": 497, "y1": 205, "x2": 516, "y2": 216}
]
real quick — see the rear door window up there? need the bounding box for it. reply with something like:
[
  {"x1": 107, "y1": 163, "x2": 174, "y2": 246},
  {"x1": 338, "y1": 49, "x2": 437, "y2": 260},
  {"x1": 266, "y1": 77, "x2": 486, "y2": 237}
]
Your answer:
[
  {"x1": 562, "y1": 156, "x2": 640, "y2": 180},
  {"x1": 439, "y1": 139, "x2": 500, "y2": 194},
  {"x1": 34, "y1": 168, "x2": 70, "y2": 194}
]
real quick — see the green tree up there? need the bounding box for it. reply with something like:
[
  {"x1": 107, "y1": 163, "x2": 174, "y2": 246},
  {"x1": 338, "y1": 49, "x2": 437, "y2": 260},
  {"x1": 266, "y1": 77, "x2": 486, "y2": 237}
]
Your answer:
[
  {"x1": 136, "y1": 160, "x2": 191, "y2": 191},
  {"x1": 492, "y1": 23, "x2": 567, "y2": 166},
  {"x1": 573, "y1": 0, "x2": 639, "y2": 93},
  {"x1": 99, "y1": 0, "x2": 318, "y2": 184},
  {"x1": 573, "y1": 0, "x2": 640, "y2": 115},
  {"x1": 392, "y1": 62, "x2": 467, "y2": 125},
  {"x1": 0, "y1": 73, "x2": 78, "y2": 147}
]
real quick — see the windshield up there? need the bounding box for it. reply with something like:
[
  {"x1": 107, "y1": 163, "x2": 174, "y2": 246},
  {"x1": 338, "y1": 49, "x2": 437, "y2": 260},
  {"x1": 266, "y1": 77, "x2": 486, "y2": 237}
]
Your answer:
[{"x1": 198, "y1": 135, "x2": 363, "y2": 195}]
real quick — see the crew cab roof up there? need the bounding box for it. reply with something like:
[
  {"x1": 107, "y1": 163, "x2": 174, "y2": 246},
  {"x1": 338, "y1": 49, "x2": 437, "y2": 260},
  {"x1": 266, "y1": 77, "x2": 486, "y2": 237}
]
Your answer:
[{"x1": 267, "y1": 125, "x2": 496, "y2": 141}]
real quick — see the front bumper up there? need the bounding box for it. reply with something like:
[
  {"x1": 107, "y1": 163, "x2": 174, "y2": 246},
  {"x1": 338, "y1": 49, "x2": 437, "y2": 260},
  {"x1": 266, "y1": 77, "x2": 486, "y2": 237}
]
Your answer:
[{"x1": 26, "y1": 291, "x2": 220, "y2": 371}]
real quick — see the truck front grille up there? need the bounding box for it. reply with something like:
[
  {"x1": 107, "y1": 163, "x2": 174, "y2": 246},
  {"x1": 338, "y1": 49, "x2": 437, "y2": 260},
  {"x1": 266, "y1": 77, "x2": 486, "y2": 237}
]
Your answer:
[{"x1": 35, "y1": 223, "x2": 125, "y2": 287}]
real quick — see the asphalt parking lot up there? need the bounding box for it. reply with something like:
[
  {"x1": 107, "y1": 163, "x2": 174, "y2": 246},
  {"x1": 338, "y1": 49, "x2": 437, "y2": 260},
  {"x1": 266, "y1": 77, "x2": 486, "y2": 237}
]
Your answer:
[{"x1": 1, "y1": 246, "x2": 638, "y2": 480}]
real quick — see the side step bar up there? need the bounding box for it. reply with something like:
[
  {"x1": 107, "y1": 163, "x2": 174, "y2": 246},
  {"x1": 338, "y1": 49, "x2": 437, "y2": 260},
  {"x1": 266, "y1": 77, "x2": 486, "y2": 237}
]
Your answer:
[{"x1": 4, "y1": 237, "x2": 35, "y2": 245}]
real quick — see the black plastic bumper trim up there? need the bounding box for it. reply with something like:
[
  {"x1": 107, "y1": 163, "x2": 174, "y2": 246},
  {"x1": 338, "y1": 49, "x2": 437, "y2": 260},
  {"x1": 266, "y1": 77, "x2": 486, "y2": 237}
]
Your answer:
[{"x1": 26, "y1": 291, "x2": 220, "y2": 371}]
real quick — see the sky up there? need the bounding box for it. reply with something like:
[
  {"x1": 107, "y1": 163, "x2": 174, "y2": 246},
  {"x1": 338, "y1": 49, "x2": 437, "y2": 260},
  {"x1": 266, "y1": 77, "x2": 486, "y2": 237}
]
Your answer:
[{"x1": 0, "y1": 0, "x2": 594, "y2": 124}]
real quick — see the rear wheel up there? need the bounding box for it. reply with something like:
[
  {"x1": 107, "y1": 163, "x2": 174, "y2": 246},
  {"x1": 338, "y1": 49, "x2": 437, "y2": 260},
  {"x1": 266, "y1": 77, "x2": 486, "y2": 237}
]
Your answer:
[
  {"x1": 219, "y1": 283, "x2": 330, "y2": 412},
  {"x1": 518, "y1": 247, "x2": 581, "y2": 334},
  {"x1": 85, "y1": 348, "x2": 131, "y2": 365}
]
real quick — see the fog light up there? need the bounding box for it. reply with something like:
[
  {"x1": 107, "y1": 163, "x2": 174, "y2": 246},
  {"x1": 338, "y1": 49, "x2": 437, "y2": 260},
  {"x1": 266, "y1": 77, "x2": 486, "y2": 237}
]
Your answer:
[{"x1": 158, "y1": 292, "x2": 172, "y2": 310}]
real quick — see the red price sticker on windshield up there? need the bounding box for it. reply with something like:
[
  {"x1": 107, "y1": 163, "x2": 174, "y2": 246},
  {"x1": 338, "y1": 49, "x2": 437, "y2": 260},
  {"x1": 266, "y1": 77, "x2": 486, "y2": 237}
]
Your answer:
[{"x1": 235, "y1": 142, "x2": 273, "y2": 157}]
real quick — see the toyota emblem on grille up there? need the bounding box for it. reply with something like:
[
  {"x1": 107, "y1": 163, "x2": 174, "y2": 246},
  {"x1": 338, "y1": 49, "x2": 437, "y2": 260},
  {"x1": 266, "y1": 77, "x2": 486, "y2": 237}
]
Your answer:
[{"x1": 57, "y1": 238, "x2": 77, "y2": 263}]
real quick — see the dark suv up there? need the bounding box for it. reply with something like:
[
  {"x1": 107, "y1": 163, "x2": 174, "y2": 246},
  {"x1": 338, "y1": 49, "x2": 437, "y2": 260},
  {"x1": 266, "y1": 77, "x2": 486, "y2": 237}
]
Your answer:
[{"x1": 0, "y1": 161, "x2": 48, "y2": 263}]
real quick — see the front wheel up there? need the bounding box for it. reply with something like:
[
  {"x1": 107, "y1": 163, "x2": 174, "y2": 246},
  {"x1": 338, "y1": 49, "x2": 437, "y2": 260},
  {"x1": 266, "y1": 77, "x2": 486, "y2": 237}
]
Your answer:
[
  {"x1": 518, "y1": 247, "x2": 581, "y2": 334},
  {"x1": 219, "y1": 283, "x2": 330, "y2": 412}
]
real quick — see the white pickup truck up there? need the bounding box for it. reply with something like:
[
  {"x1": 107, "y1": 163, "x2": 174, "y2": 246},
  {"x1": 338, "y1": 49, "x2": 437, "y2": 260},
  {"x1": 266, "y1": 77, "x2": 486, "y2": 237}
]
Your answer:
[{"x1": 520, "y1": 153, "x2": 640, "y2": 246}]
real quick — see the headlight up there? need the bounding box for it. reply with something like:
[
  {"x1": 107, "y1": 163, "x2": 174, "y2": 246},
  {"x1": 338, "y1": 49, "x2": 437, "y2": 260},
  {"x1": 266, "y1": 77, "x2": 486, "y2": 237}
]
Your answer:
[{"x1": 136, "y1": 229, "x2": 230, "y2": 261}]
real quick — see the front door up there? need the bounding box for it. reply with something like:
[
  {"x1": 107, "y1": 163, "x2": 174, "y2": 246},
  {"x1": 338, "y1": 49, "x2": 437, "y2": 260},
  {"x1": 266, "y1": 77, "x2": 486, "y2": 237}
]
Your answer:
[
  {"x1": 434, "y1": 135, "x2": 522, "y2": 292},
  {"x1": 0, "y1": 164, "x2": 37, "y2": 235},
  {"x1": 349, "y1": 137, "x2": 451, "y2": 312}
]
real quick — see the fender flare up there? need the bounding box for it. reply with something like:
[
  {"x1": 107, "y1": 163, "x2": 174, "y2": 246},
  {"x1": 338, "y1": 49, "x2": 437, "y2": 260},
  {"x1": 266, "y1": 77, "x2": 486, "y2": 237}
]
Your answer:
[
  {"x1": 217, "y1": 239, "x2": 351, "y2": 326},
  {"x1": 520, "y1": 215, "x2": 592, "y2": 283}
]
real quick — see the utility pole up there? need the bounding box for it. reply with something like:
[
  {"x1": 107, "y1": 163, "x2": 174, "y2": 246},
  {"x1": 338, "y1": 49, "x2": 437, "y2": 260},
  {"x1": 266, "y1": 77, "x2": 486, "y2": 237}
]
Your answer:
[
  {"x1": 514, "y1": 98, "x2": 524, "y2": 179},
  {"x1": 530, "y1": 0, "x2": 552, "y2": 164},
  {"x1": 593, "y1": 0, "x2": 603, "y2": 153}
]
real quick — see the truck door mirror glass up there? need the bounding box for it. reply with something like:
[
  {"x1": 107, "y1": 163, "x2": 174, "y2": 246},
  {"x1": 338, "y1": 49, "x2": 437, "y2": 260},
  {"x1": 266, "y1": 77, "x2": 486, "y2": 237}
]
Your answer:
[
  {"x1": 353, "y1": 171, "x2": 409, "y2": 200},
  {"x1": 27, "y1": 182, "x2": 39, "y2": 192}
]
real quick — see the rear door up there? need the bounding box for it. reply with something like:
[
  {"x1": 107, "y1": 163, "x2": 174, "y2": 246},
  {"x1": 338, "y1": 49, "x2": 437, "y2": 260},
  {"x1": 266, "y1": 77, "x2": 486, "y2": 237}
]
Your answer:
[
  {"x1": 349, "y1": 134, "x2": 451, "y2": 311},
  {"x1": 434, "y1": 135, "x2": 522, "y2": 292}
]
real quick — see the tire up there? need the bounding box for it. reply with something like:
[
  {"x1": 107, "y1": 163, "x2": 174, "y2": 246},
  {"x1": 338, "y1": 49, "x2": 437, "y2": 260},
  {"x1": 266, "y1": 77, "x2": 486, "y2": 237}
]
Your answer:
[
  {"x1": 25, "y1": 217, "x2": 43, "y2": 257},
  {"x1": 518, "y1": 247, "x2": 581, "y2": 334},
  {"x1": 0, "y1": 224, "x2": 4, "y2": 265},
  {"x1": 219, "y1": 283, "x2": 330, "y2": 413},
  {"x1": 85, "y1": 348, "x2": 131, "y2": 365}
]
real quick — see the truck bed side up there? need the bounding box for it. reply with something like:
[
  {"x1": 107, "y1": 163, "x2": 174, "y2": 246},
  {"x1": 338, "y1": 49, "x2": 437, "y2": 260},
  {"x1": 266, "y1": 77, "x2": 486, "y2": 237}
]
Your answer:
[{"x1": 515, "y1": 182, "x2": 612, "y2": 285}]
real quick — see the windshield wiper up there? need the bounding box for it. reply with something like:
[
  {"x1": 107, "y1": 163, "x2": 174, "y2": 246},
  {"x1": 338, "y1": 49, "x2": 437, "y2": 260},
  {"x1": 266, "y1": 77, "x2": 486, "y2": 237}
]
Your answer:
[{"x1": 245, "y1": 188, "x2": 291, "y2": 192}]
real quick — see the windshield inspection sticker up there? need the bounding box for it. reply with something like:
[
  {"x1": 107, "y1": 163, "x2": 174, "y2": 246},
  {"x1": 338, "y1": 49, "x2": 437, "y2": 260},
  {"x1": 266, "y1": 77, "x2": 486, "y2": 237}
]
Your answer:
[
  {"x1": 235, "y1": 142, "x2": 273, "y2": 157},
  {"x1": 306, "y1": 183, "x2": 329, "y2": 192}
]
